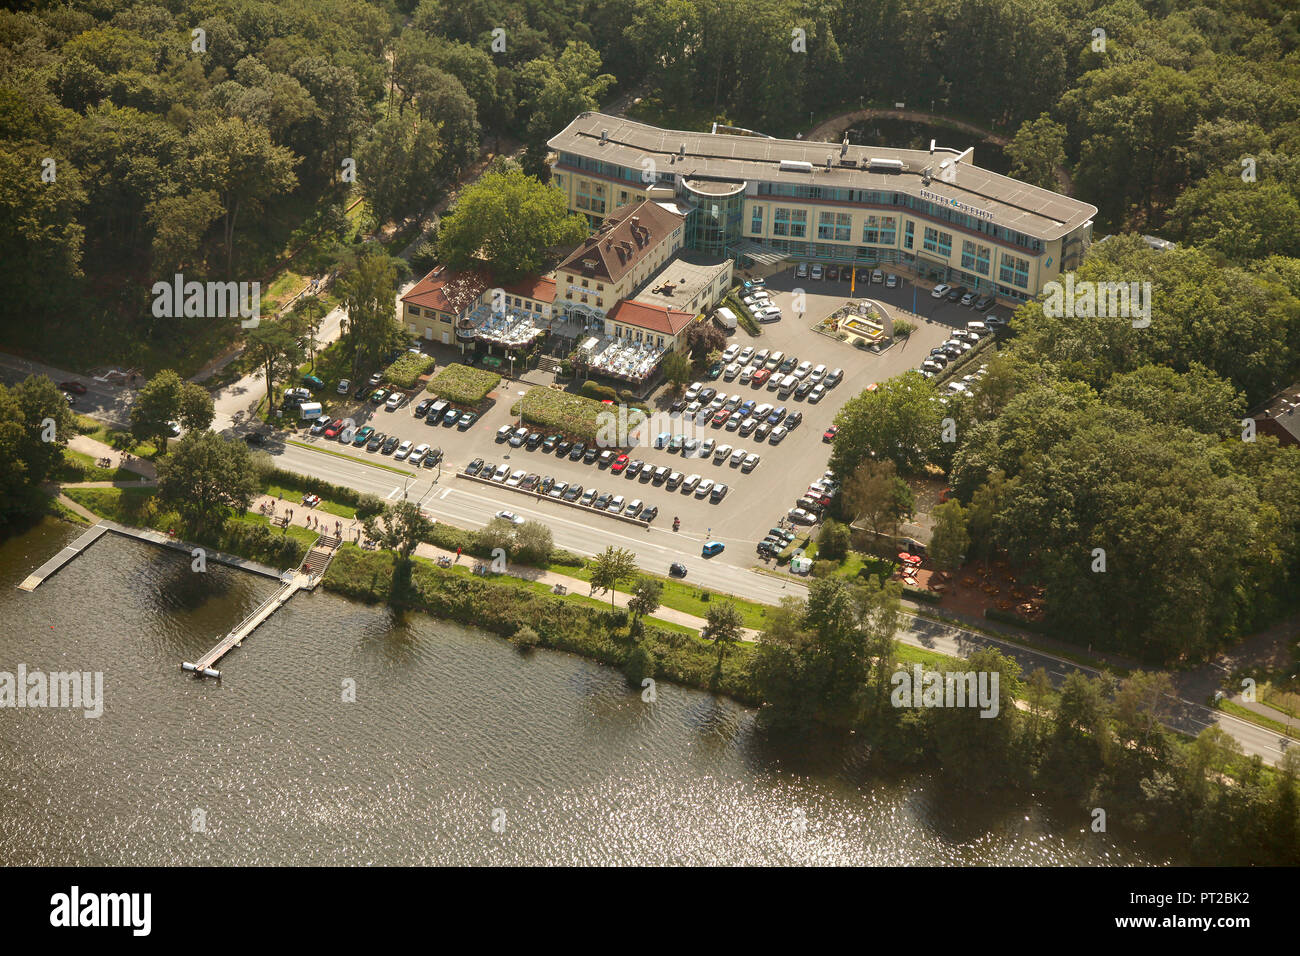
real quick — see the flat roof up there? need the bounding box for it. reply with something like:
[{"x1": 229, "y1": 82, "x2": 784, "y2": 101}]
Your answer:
[
  {"x1": 550, "y1": 113, "x2": 1097, "y2": 242},
  {"x1": 635, "y1": 256, "x2": 729, "y2": 312}
]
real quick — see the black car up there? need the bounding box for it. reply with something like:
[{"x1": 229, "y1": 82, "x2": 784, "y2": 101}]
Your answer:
[
  {"x1": 542, "y1": 435, "x2": 560, "y2": 452},
  {"x1": 641, "y1": 505, "x2": 658, "y2": 522},
  {"x1": 457, "y1": 411, "x2": 478, "y2": 430},
  {"x1": 442, "y1": 408, "x2": 459, "y2": 425},
  {"x1": 556, "y1": 440, "x2": 573, "y2": 457},
  {"x1": 526, "y1": 432, "x2": 543, "y2": 449},
  {"x1": 669, "y1": 562, "x2": 688, "y2": 578},
  {"x1": 699, "y1": 387, "x2": 717, "y2": 404},
  {"x1": 415, "y1": 398, "x2": 434, "y2": 418},
  {"x1": 946, "y1": 285, "x2": 967, "y2": 302},
  {"x1": 594, "y1": 492, "x2": 612, "y2": 510},
  {"x1": 568, "y1": 442, "x2": 585, "y2": 460},
  {"x1": 670, "y1": 399, "x2": 686, "y2": 413},
  {"x1": 786, "y1": 410, "x2": 803, "y2": 429},
  {"x1": 381, "y1": 435, "x2": 400, "y2": 454},
  {"x1": 422, "y1": 449, "x2": 440, "y2": 468},
  {"x1": 625, "y1": 459, "x2": 643, "y2": 477},
  {"x1": 242, "y1": 432, "x2": 264, "y2": 445},
  {"x1": 366, "y1": 431, "x2": 386, "y2": 451},
  {"x1": 583, "y1": 445, "x2": 599, "y2": 463}
]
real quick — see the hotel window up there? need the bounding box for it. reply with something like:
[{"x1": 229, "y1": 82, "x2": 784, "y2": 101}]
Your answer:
[
  {"x1": 409, "y1": 306, "x2": 421, "y2": 316},
  {"x1": 999, "y1": 253, "x2": 1030, "y2": 288},
  {"x1": 751, "y1": 206, "x2": 763, "y2": 234},
  {"x1": 904, "y1": 221, "x2": 914, "y2": 250},
  {"x1": 582, "y1": 279, "x2": 588, "y2": 288},
  {"x1": 597, "y1": 298, "x2": 602, "y2": 307},
  {"x1": 657, "y1": 336, "x2": 664, "y2": 347},
  {"x1": 818, "y1": 211, "x2": 851, "y2": 242},
  {"x1": 862, "y1": 215, "x2": 896, "y2": 245},
  {"x1": 961, "y1": 241, "x2": 992, "y2": 276},
  {"x1": 618, "y1": 190, "x2": 629, "y2": 205},
  {"x1": 923, "y1": 227, "x2": 952, "y2": 258},
  {"x1": 576, "y1": 180, "x2": 606, "y2": 214},
  {"x1": 773, "y1": 207, "x2": 807, "y2": 238}
]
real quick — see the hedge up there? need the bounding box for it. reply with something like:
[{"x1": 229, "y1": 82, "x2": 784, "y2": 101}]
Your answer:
[
  {"x1": 425, "y1": 363, "x2": 500, "y2": 404},
  {"x1": 984, "y1": 607, "x2": 1049, "y2": 633},
  {"x1": 581, "y1": 381, "x2": 617, "y2": 402},
  {"x1": 516, "y1": 387, "x2": 644, "y2": 444},
  {"x1": 384, "y1": 352, "x2": 436, "y2": 389},
  {"x1": 902, "y1": 586, "x2": 943, "y2": 604}
]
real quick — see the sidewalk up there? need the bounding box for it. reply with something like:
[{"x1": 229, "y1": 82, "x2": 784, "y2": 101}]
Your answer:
[{"x1": 411, "y1": 540, "x2": 761, "y2": 641}]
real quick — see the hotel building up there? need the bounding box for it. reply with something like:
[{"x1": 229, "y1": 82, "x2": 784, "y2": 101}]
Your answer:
[{"x1": 547, "y1": 113, "x2": 1098, "y2": 304}]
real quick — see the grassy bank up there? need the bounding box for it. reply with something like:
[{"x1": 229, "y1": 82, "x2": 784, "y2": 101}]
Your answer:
[{"x1": 322, "y1": 545, "x2": 761, "y2": 705}]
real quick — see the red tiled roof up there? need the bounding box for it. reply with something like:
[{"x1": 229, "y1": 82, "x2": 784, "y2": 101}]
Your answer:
[
  {"x1": 500, "y1": 275, "x2": 556, "y2": 303},
  {"x1": 607, "y1": 299, "x2": 696, "y2": 336},
  {"x1": 557, "y1": 200, "x2": 684, "y2": 285},
  {"x1": 401, "y1": 265, "x2": 491, "y2": 315}
]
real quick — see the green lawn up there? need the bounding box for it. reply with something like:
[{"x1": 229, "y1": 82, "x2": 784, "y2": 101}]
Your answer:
[
  {"x1": 260, "y1": 479, "x2": 358, "y2": 519},
  {"x1": 74, "y1": 418, "x2": 160, "y2": 459},
  {"x1": 57, "y1": 449, "x2": 138, "y2": 484},
  {"x1": 557, "y1": 563, "x2": 774, "y2": 629}
]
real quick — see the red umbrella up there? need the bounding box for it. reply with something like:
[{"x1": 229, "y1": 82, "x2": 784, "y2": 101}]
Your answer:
[{"x1": 898, "y1": 552, "x2": 912, "y2": 562}]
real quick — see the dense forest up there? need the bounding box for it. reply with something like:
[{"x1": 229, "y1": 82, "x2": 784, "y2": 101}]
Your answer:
[{"x1": 3, "y1": 0, "x2": 1298, "y2": 370}]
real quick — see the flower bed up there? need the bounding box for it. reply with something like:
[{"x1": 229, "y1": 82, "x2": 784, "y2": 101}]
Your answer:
[{"x1": 425, "y1": 363, "x2": 500, "y2": 405}]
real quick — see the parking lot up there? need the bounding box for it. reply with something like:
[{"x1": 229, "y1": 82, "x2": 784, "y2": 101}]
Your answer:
[{"x1": 293, "y1": 265, "x2": 997, "y2": 552}]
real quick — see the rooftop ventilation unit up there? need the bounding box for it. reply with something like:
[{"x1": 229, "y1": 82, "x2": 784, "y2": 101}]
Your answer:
[
  {"x1": 779, "y1": 159, "x2": 814, "y2": 173},
  {"x1": 841, "y1": 136, "x2": 849, "y2": 157},
  {"x1": 826, "y1": 153, "x2": 834, "y2": 170},
  {"x1": 600, "y1": 129, "x2": 608, "y2": 144},
  {"x1": 679, "y1": 143, "x2": 686, "y2": 158}
]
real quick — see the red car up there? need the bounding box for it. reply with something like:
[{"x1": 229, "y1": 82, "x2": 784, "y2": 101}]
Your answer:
[
  {"x1": 323, "y1": 418, "x2": 346, "y2": 439},
  {"x1": 711, "y1": 408, "x2": 730, "y2": 426},
  {"x1": 823, "y1": 426, "x2": 837, "y2": 443},
  {"x1": 752, "y1": 368, "x2": 771, "y2": 385},
  {"x1": 611, "y1": 453, "x2": 629, "y2": 474},
  {"x1": 58, "y1": 381, "x2": 87, "y2": 394}
]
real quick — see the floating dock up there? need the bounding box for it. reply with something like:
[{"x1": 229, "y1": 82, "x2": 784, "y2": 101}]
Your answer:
[
  {"x1": 183, "y1": 534, "x2": 340, "y2": 678},
  {"x1": 17, "y1": 524, "x2": 111, "y2": 591}
]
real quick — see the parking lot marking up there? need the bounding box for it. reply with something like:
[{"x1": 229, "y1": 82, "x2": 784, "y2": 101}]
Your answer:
[
  {"x1": 386, "y1": 485, "x2": 401, "y2": 500},
  {"x1": 438, "y1": 487, "x2": 452, "y2": 500}
]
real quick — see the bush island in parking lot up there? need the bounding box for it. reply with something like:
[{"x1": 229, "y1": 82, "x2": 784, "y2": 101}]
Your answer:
[
  {"x1": 384, "y1": 352, "x2": 436, "y2": 389},
  {"x1": 425, "y1": 363, "x2": 500, "y2": 405},
  {"x1": 515, "y1": 387, "x2": 644, "y2": 444}
]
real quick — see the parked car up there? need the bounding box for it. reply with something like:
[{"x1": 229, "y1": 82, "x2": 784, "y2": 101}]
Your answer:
[
  {"x1": 823, "y1": 425, "x2": 837, "y2": 443},
  {"x1": 322, "y1": 418, "x2": 346, "y2": 439},
  {"x1": 382, "y1": 435, "x2": 400, "y2": 455},
  {"x1": 302, "y1": 374, "x2": 324, "y2": 391},
  {"x1": 606, "y1": 495, "x2": 626, "y2": 514},
  {"x1": 886, "y1": 274, "x2": 899, "y2": 288},
  {"x1": 795, "y1": 262, "x2": 809, "y2": 279},
  {"x1": 871, "y1": 269, "x2": 884, "y2": 284},
  {"x1": 826, "y1": 265, "x2": 839, "y2": 280},
  {"x1": 568, "y1": 441, "x2": 586, "y2": 460},
  {"x1": 652, "y1": 465, "x2": 670, "y2": 483},
  {"x1": 974, "y1": 294, "x2": 994, "y2": 311},
  {"x1": 961, "y1": 290, "x2": 977, "y2": 306},
  {"x1": 931, "y1": 283, "x2": 951, "y2": 299},
  {"x1": 710, "y1": 483, "x2": 728, "y2": 502},
  {"x1": 465, "y1": 458, "x2": 485, "y2": 476},
  {"x1": 809, "y1": 384, "x2": 826, "y2": 403},
  {"x1": 368, "y1": 371, "x2": 384, "y2": 387},
  {"x1": 370, "y1": 388, "x2": 389, "y2": 405},
  {"x1": 626, "y1": 499, "x2": 644, "y2": 518},
  {"x1": 666, "y1": 471, "x2": 684, "y2": 490},
  {"x1": 625, "y1": 459, "x2": 644, "y2": 477},
  {"x1": 496, "y1": 424, "x2": 513, "y2": 442},
  {"x1": 642, "y1": 505, "x2": 659, "y2": 522},
  {"x1": 394, "y1": 440, "x2": 413, "y2": 460},
  {"x1": 742, "y1": 453, "x2": 760, "y2": 472},
  {"x1": 580, "y1": 488, "x2": 597, "y2": 506},
  {"x1": 563, "y1": 483, "x2": 583, "y2": 501},
  {"x1": 505, "y1": 469, "x2": 526, "y2": 487},
  {"x1": 542, "y1": 434, "x2": 559, "y2": 451},
  {"x1": 491, "y1": 463, "x2": 509, "y2": 481},
  {"x1": 455, "y1": 411, "x2": 478, "y2": 431},
  {"x1": 826, "y1": 368, "x2": 844, "y2": 387},
  {"x1": 352, "y1": 426, "x2": 374, "y2": 447},
  {"x1": 415, "y1": 398, "x2": 434, "y2": 418},
  {"x1": 787, "y1": 508, "x2": 817, "y2": 525},
  {"x1": 366, "y1": 430, "x2": 387, "y2": 452},
  {"x1": 682, "y1": 474, "x2": 701, "y2": 493},
  {"x1": 510, "y1": 427, "x2": 528, "y2": 447},
  {"x1": 769, "y1": 425, "x2": 789, "y2": 444},
  {"x1": 582, "y1": 444, "x2": 600, "y2": 463},
  {"x1": 947, "y1": 286, "x2": 967, "y2": 302},
  {"x1": 410, "y1": 443, "x2": 431, "y2": 465},
  {"x1": 810, "y1": 264, "x2": 824, "y2": 280},
  {"x1": 611, "y1": 454, "x2": 629, "y2": 474},
  {"x1": 58, "y1": 381, "x2": 87, "y2": 394}
]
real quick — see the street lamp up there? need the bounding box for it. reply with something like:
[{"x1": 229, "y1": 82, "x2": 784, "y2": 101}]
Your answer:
[{"x1": 517, "y1": 390, "x2": 526, "y2": 428}]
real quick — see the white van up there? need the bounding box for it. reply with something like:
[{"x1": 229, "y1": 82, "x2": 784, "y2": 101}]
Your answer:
[
  {"x1": 715, "y1": 307, "x2": 738, "y2": 330},
  {"x1": 298, "y1": 401, "x2": 323, "y2": 420},
  {"x1": 778, "y1": 374, "x2": 798, "y2": 397}
]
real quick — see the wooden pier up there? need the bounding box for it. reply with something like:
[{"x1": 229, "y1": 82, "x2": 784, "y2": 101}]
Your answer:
[
  {"x1": 183, "y1": 534, "x2": 340, "y2": 678},
  {"x1": 17, "y1": 523, "x2": 111, "y2": 591}
]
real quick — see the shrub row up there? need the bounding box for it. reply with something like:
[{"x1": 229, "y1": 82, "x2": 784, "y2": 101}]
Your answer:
[
  {"x1": 984, "y1": 607, "x2": 1049, "y2": 633},
  {"x1": 902, "y1": 586, "x2": 943, "y2": 604},
  {"x1": 321, "y1": 547, "x2": 760, "y2": 704}
]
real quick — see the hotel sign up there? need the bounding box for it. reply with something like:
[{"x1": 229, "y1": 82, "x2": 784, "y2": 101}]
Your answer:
[{"x1": 920, "y1": 189, "x2": 994, "y2": 222}]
